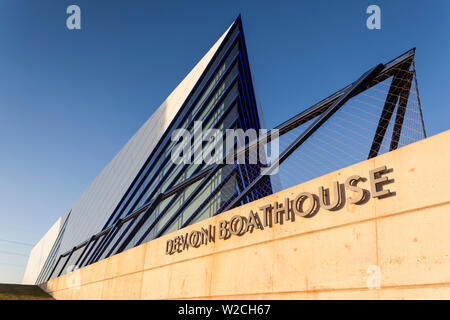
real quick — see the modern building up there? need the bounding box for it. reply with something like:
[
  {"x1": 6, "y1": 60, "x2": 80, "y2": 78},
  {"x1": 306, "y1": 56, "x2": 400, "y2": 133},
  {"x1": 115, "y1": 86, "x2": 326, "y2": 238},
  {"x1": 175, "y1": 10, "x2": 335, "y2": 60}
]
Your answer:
[
  {"x1": 24, "y1": 17, "x2": 450, "y2": 300},
  {"x1": 23, "y1": 16, "x2": 274, "y2": 285}
]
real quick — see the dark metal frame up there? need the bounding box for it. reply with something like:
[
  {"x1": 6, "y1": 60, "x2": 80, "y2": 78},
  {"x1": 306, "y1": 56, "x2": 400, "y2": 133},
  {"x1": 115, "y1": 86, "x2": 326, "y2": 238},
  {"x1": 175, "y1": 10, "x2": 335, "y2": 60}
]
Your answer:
[
  {"x1": 222, "y1": 63, "x2": 385, "y2": 212},
  {"x1": 368, "y1": 58, "x2": 413, "y2": 158}
]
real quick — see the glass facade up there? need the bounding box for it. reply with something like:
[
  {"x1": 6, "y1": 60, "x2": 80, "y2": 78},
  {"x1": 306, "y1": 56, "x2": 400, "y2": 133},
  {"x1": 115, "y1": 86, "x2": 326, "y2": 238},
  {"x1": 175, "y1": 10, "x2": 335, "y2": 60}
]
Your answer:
[{"x1": 38, "y1": 17, "x2": 274, "y2": 283}]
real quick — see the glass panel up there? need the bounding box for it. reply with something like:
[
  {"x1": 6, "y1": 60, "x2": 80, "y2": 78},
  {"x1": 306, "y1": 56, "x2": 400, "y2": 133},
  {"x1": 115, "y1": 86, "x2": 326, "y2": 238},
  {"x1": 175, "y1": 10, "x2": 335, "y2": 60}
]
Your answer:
[
  {"x1": 111, "y1": 49, "x2": 241, "y2": 223},
  {"x1": 83, "y1": 233, "x2": 108, "y2": 266},
  {"x1": 62, "y1": 247, "x2": 84, "y2": 275},
  {"x1": 122, "y1": 193, "x2": 178, "y2": 250},
  {"x1": 91, "y1": 37, "x2": 251, "y2": 286},
  {"x1": 78, "y1": 239, "x2": 97, "y2": 268},
  {"x1": 50, "y1": 255, "x2": 68, "y2": 279},
  {"x1": 97, "y1": 219, "x2": 134, "y2": 261}
]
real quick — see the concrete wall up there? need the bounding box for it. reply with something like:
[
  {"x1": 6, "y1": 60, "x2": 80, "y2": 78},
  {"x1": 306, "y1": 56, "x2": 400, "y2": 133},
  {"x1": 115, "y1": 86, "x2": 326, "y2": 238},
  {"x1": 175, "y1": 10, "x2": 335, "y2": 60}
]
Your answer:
[
  {"x1": 40, "y1": 130, "x2": 450, "y2": 299},
  {"x1": 22, "y1": 218, "x2": 62, "y2": 285}
]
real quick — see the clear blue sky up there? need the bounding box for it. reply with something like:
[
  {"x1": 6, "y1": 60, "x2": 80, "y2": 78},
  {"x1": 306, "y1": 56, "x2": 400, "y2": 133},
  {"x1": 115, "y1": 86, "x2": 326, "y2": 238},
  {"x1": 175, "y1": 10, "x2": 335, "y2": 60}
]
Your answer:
[{"x1": 0, "y1": 0, "x2": 448, "y2": 283}]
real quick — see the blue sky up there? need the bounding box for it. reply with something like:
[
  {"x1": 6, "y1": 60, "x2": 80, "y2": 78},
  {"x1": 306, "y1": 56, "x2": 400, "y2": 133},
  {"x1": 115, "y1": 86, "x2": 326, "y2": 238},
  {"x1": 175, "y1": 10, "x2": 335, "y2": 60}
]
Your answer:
[{"x1": 0, "y1": 0, "x2": 448, "y2": 283}]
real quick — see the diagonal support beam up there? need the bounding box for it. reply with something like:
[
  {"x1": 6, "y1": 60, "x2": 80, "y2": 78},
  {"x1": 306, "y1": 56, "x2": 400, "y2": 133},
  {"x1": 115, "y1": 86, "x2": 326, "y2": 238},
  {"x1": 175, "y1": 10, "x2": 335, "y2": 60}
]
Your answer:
[
  {"x1": 390, "y1": 71, "x2": 413, "y2": 151},
  {"x1": 221, "y1": 63, "x2": 385, "y2": 213},
  {"x1": 368, "y1": 59, "x2": 413, "y2": 159}
]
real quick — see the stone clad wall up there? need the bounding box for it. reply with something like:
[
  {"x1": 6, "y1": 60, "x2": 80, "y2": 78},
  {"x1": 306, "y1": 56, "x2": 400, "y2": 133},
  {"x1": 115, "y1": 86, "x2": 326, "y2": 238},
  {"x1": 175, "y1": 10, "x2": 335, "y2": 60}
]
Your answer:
[{"x1": 40, "y1": 130, "x2": 450, "y2": 299}]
